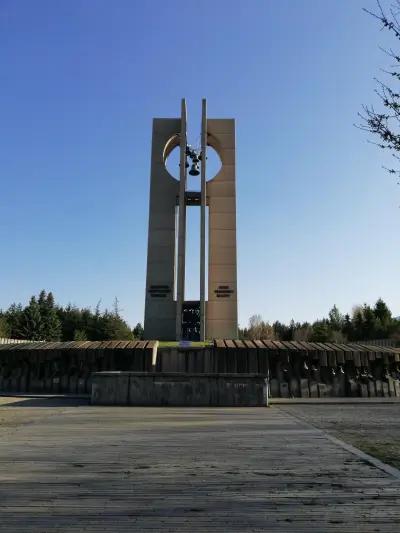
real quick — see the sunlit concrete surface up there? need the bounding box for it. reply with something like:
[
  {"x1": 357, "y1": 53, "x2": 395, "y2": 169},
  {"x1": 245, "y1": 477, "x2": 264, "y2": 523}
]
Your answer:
[{"x1": 1, "y1": 397, "x2": 400, "y2": 531}]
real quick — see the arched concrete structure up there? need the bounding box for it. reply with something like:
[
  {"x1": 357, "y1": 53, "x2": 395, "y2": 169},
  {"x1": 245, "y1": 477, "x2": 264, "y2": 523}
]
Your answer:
[{"x1": 143, "y1": 99, "x2": 238, "y2": 341}]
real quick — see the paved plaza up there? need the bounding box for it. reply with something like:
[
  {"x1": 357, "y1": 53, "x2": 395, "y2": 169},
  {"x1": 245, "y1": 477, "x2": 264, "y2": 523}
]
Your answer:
[{"x1": 1, "y1": 397, "x2": 400, "y2": 531}]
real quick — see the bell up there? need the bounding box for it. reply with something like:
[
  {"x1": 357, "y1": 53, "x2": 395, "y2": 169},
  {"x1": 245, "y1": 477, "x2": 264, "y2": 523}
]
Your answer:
[{"x1": 189, "y1": 162, "x2": 200, "y2": 176}]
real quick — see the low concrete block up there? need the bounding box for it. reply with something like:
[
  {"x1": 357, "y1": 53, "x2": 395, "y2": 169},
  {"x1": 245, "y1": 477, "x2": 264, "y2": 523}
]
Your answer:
[
  {"x1": 69, "y1": 375, "x2": 78, "y2": 394},
  {"x1": 309, "y1": 381, "x2": 318, "y2": 398},
  {"x1": 299, "y1": 378, "x2": 309, "y2": 398},
  {"x1": 92, "y1": 372, "x2": 267, "y2": 407},
  {"x1": 60, "y1": 375, "x2": 69, "y2": 393},
  {"x1": 317, "y1": 383, "x2": 328, "y2": 398},
  {"x1": 20, "y1": 374, "x2": 28, "y2": 392},
  {"x1": 382, "y1": 381, "x2": 389, "y2": 397},
  {"x1": 52, "y1": 376, "x2": 61, "y2": 393},
  {"x1": 347, "y1": 379, "x2": 358, "y2": 397},
  {"x1": 279, "y1": 381, "x2": 289, "y2": 398},
  {"x1": 388, "y1": 377, "x2": 395, "y2": 397},
  {"x1": 332, "y1": 376, "x2": 345, "y2": 397},
  {"x1": 269, "y1": 378, "x2": 279, "y2": 398},
  {"x1": 77, "y1": 376, "x2": 87, "y2": 395},
  {"x1": 368, "y1": 380, "x2": 376, "y2": 397},
  {"x1": 91, "y1": 372, "x2": 130, "y2": 405},
  {"x1": 289, "y1": 378, "x2": 299, "y2": 398},
  {"x1": 10, "y1": 376, "x2": 20, "y2": 392},
  {"x1": 29, "y1": 378, "x2": 44, "y2": 393}
]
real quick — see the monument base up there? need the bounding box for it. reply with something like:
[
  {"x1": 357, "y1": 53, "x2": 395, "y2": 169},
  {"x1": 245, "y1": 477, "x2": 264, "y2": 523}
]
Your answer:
[{"x1": 91, "y1": 372, "x2": 268, "y2": 407}]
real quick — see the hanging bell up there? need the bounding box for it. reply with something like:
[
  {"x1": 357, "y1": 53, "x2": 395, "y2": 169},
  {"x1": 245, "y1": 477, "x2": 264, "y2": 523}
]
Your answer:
[{"x1": 189, "y1": 162, "x2": 200, "y2": 176}]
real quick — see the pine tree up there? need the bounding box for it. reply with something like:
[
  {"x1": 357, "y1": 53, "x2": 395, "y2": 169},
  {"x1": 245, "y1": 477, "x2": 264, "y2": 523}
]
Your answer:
[
  {"x1": 74, "y1": 329, "x2": 88, "y2": 341},
  {"x1": 374, "y1": 298, "x2": 392, "y2": 323},
  {"x1": 44, "y1": 292, "x2": 61, "y2": 340},
  {"x1": 362, "y1": 304, "x2": 378, "y2": 340},
  {"x1": 328, "y1": 305, "x2": 343, "y2": 331},
  {"x1": 342, "y1": 314, "x2": 353, "y2": 341},
  {"x1": 37, "y1": 290, "x2": 61, "y2": 341},
  {"x1": 133, "y1": 323, "x2": 144, "y2": 339},
  {"x1": 21, "y1": 297, "x2": 43, "y2": 340},
  {"x1": 310, "y1": 321, "x2": 331, "y2": 342},
  {"x1": 352, "y1": 306, "x2": 365, "y2": 341},
  {"x1": 4, "y1": 303, "x2": 24, "y2": 338},
  {"x1": 0, "y1": 314, "x2": 10, "y2": 338}
]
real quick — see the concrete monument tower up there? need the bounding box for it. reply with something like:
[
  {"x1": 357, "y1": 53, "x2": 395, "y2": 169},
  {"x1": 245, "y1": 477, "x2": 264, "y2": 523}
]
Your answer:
[{"x1": 144, "y1": 99, "x2": 237, "y2": 341}]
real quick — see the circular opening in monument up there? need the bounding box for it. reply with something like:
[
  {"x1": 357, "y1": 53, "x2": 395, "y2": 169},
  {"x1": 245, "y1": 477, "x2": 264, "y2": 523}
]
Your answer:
[{"x1": 164, "y1": 144, "x2": 222, "y2": 185}]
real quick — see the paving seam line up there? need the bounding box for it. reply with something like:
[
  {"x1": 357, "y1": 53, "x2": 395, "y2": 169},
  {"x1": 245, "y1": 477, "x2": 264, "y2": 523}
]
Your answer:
[{"x1": 275, "y1": 405, "x2": 400, "y2": 481}]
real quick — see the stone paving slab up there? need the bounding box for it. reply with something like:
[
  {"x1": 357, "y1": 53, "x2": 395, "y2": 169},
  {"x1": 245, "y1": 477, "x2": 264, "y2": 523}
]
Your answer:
[{"x1": 0, "y1": 397, "x2": 399, "y2": 531}]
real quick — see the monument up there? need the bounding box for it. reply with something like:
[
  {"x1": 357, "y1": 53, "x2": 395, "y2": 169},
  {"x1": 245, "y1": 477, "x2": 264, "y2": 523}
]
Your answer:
[{"x1": 143, "y1": 99, "x2": 238, "y2": 341}]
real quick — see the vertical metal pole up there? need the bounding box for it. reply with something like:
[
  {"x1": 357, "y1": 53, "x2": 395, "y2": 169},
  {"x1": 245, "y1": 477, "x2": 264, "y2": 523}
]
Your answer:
[
  {"x1": 175, "y1": 98, "x2": 187, "y2": 340},
  {"x1": 200, "y1": 99, "x2": 207, "y2": 341}
]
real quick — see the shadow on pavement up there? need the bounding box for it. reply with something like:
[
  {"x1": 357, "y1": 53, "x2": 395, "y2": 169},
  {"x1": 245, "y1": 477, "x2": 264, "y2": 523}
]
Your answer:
[{"x1": 0, "y1": 396, "x2": 90, "y2": 408}]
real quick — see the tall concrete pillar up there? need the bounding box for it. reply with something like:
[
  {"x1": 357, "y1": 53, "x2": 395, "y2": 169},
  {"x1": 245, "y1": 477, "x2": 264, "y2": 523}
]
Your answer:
[
  {"x1": 199, "y1": 99, "x2": 207, "y2": 342},
  {"x1": 206, "y1": 119, "x2": 238, "y2": 339},
  {"x1": 143, "y1": 117, "x2": 181, "y2": 341},
  {"x1": 175, "y1": 99, "x2": 187, "y2": 340}
]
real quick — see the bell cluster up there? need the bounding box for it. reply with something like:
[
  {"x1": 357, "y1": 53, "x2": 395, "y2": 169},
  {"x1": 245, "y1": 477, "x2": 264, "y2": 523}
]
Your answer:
[{"x1": 185, "y1": 145, "x2": 202, "y2": 176}]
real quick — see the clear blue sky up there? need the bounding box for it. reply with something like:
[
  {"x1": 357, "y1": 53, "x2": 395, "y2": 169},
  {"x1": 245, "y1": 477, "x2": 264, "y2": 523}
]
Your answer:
[{"x1": 0, "y1": 0, "x2": 398, "y2": 328}]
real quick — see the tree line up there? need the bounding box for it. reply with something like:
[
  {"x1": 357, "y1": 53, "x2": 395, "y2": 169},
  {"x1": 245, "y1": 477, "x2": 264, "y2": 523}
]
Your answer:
[
  {"x1": 239, "y1": 299, "x2": 400, "y2": 343},
  {"x1": 1, "y1": 292, "x2": 398, "y2": 344},
  {"x1": 0, "y1": 290, "x2": 144, "y2": 342}
]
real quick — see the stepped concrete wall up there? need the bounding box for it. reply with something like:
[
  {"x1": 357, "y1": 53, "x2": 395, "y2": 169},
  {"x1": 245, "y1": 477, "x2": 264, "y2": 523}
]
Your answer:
[{"x1": 0, "y1": 339, "x2": 400, "y2": 398}]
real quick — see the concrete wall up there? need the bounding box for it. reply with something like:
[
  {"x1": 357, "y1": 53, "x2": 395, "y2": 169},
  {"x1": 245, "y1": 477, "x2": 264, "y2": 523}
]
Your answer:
[
  {"x1": 1, "y1": 340, "x2": 400, "y2": 399},
  {"x1": 91, "y1": 372, "x2": 267, "y2": 406},
  {"x1": 0, "y1": 340, "x2": 156, "y2": 395}
]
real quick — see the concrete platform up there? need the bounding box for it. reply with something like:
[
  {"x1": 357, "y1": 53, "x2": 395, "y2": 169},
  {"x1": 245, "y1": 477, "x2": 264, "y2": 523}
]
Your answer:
[{"x1": 1, "y1": 397, "x2": 400, "y2": 531}]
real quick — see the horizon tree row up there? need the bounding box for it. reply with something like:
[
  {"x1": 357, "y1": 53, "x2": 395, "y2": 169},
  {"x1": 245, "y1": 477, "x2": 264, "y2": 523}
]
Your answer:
[
  {"x1": 240, "y1": 299, "x2": 400, "y2": 344},
  {"x1": 0, "y1": 290, "x2": 144, "y2": 342}
]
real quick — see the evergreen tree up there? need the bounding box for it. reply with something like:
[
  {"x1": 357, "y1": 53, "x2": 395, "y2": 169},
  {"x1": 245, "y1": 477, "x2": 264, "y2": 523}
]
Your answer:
[
  {"x1": 374, "y1": 298, "x2": 392, "y2": 323},
  {"x1": 133, "y1": 323, "x2": 144, "y2": 339},
  {"x1": 36, "y1": 290, "x2": 61, "y2": 341},
  {"x1": 4, "y1": 303, "x2": 24, "y2": 339},
  {"x1": 310, "y1": 321, "x2": 331, "y2": 342},
  {"x1": 0, "y1": 314, "x2": 10, "y2": 338},
  {"x1": 20, "y1": 297, "x2": 43, "y2": 340},
  {"x1": 362, "y1": 304, "x2": 378, "y2": 340},
  {"x1": 328, "y1": 305, "x2": 343, "y2": 331},
  {"x1": 352, "y1": 306, "x2": 365, "y2": 341},
  {"x1": 73, "y1": 329, "x2": 88, "y2": 341},
  {"x1": 342, "y1": 314, "x2": 353, "y2": 341}
]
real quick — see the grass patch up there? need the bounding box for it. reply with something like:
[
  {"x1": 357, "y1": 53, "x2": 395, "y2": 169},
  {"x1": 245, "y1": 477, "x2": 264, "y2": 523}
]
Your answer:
[
  {"x1": 158, "y1": 341, "x2": 213, "y2": 348},
  {"x1": 337, "y1": 433, "x2": 400, "y2": 470}
]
